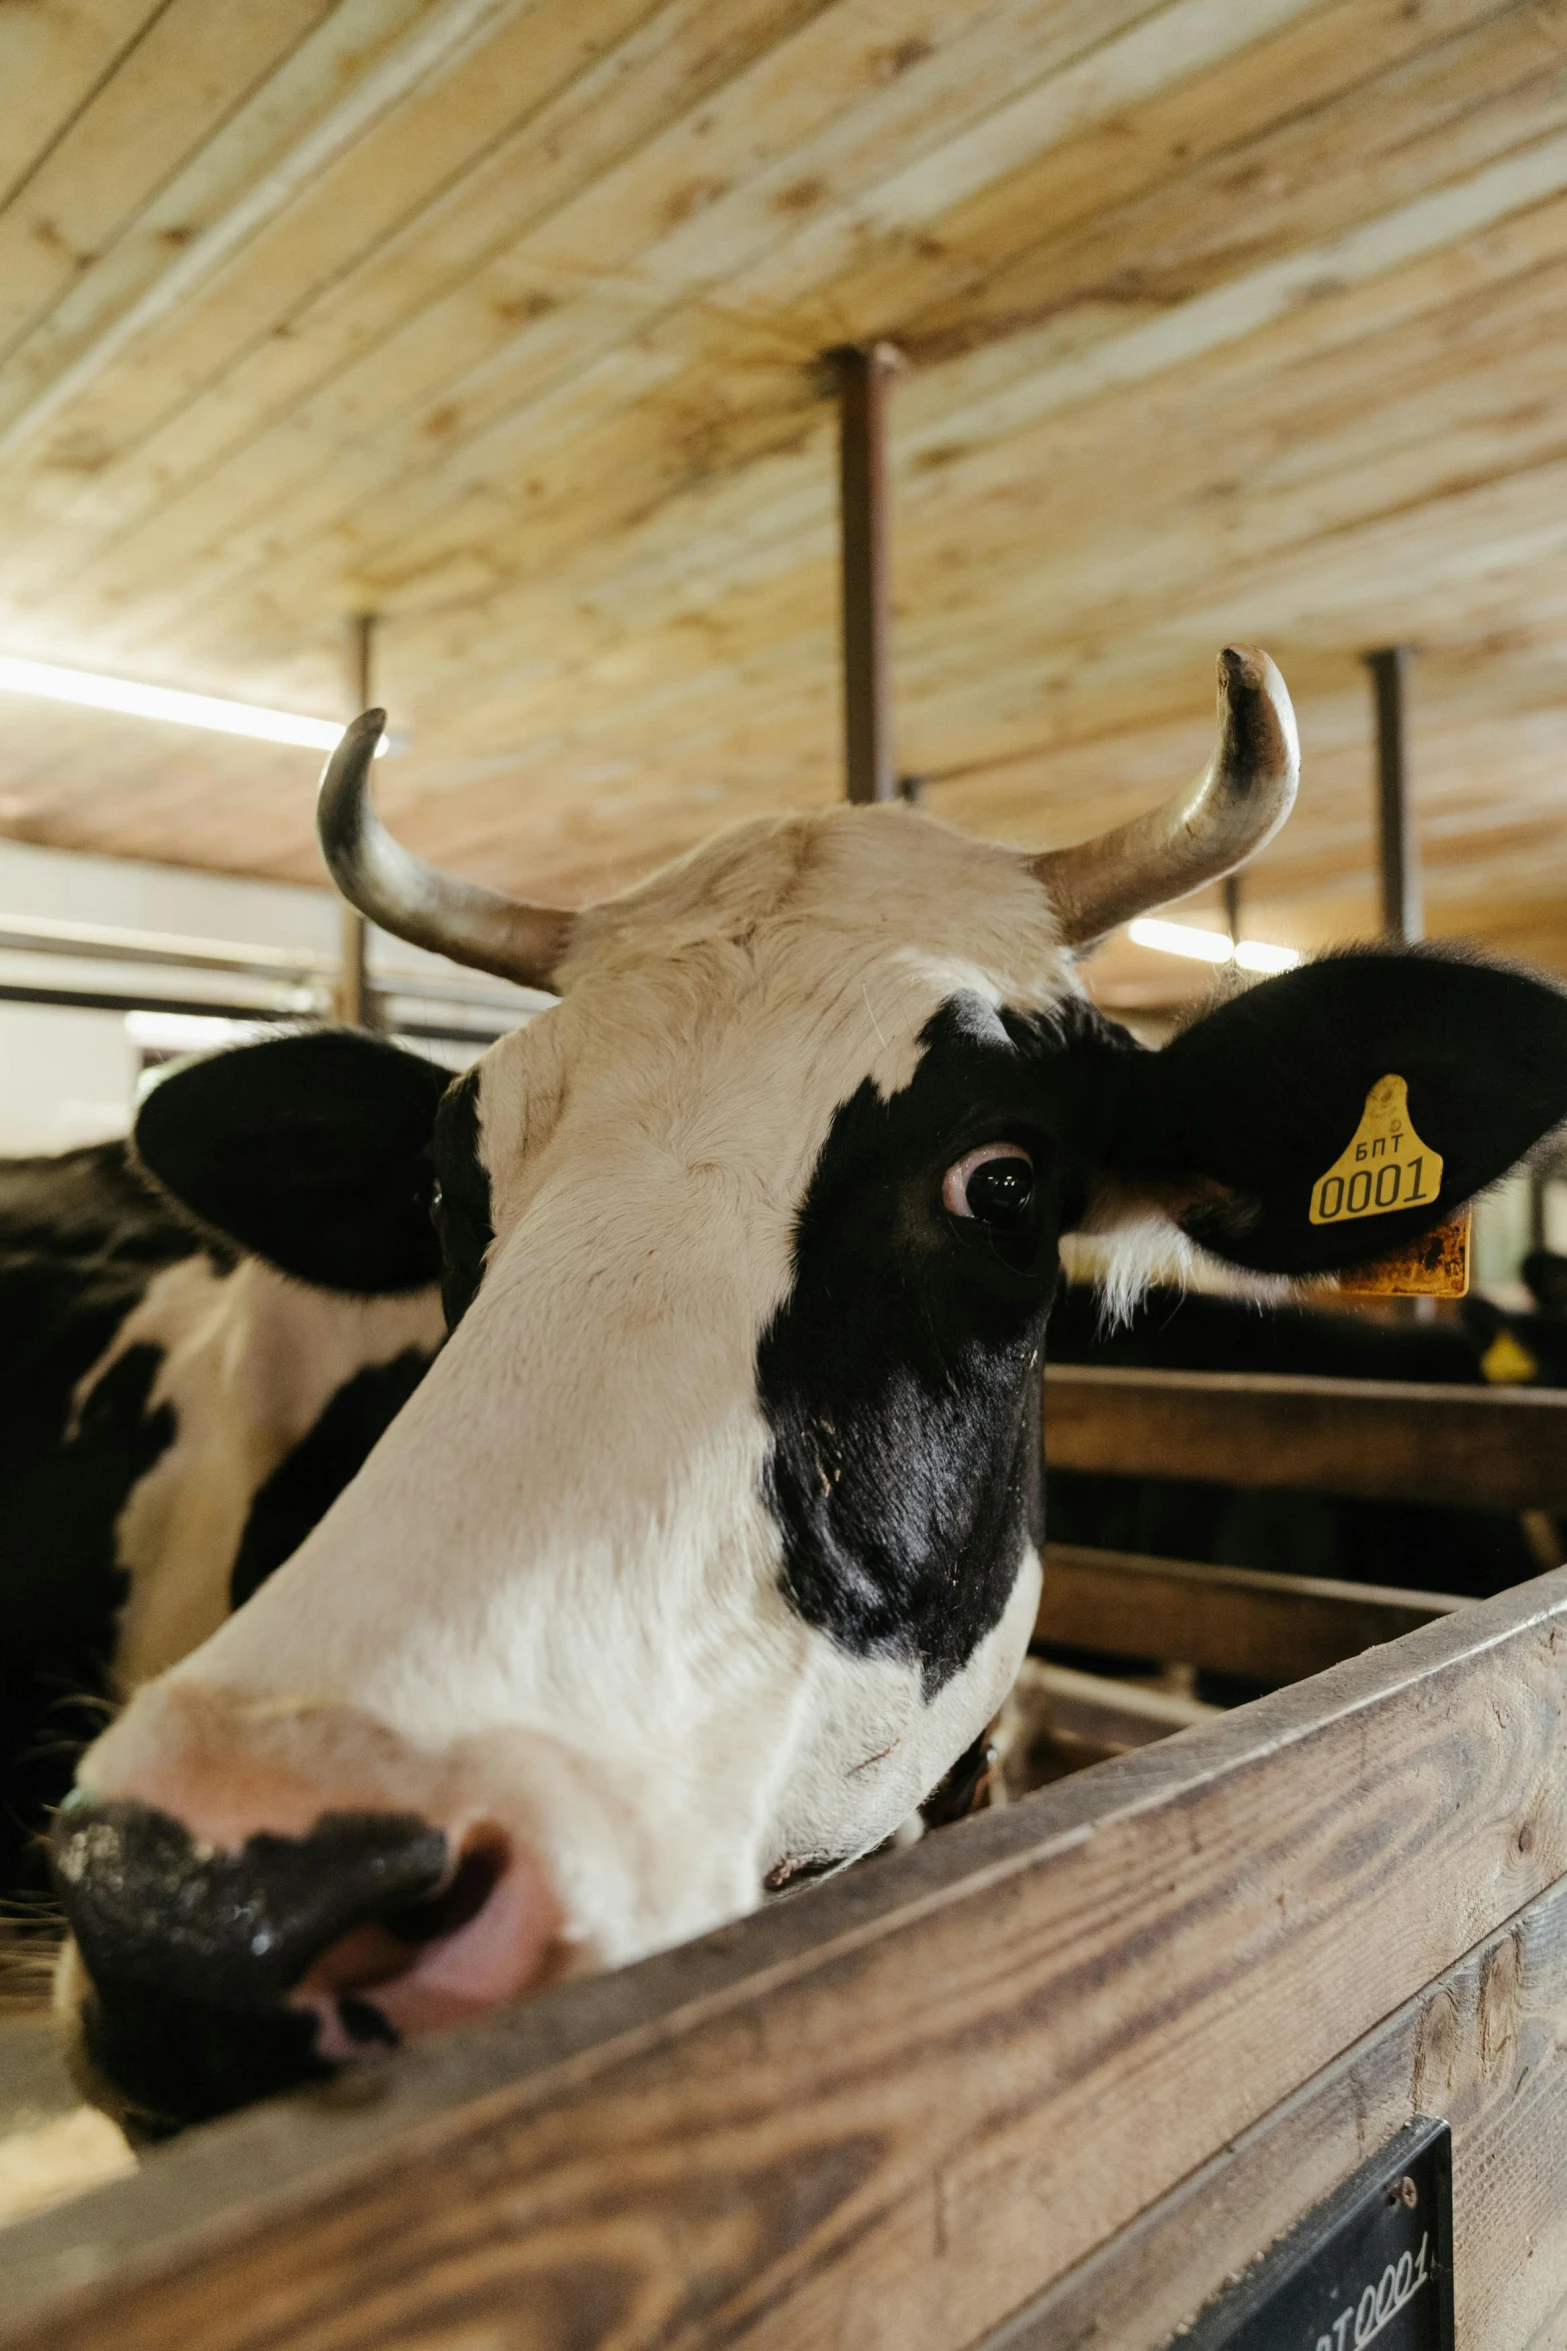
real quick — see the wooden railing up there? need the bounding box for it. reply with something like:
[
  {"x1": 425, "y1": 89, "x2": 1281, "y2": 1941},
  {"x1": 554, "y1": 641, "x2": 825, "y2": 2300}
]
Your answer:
[
  {"x1": 1044, "y1": 1363, "x2": 1567, "y2": 1510},
  {"x1": 6, "y1": 1568, "x2": 1567, "y2": 2349},
  {"x1": 1037, "y1": 1542, "x2": 1465, "y2": 1683}
]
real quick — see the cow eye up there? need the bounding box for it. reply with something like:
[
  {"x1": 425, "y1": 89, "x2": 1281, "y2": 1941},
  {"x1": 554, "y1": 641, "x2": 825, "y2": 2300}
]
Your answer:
[{"x1": 942, "y1": 1143, "x2": 1034, "y2": 1226}]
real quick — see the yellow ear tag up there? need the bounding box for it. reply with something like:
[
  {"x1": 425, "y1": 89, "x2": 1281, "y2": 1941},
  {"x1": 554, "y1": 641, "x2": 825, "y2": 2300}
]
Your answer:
[
  {"x1": 1310, "y1": 1075, "x2": 1442, "y2": 1228},
  {"x1": 1481, "y1": 1327, "x2": 1539, "y2": 1385}
]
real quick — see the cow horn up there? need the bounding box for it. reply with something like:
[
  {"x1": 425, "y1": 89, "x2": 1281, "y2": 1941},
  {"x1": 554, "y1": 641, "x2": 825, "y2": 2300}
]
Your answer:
[
  {"x1": 1030, "y1": 646, "x2": 1299, "y2": 947},
  {"x1": 317, "y1": 711, "x2": 574, "y2": 989}
]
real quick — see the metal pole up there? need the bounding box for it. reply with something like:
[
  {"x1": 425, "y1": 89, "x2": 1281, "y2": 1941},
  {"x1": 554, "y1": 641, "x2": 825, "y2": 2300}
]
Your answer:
[
  {"x1": 336, "y1": 613, "x2": 376, "y2": 1026},
  {"x1": 1365, "y1": 646, "x2": 1422, "y2": 943},
  {"x1": 835, "y1": 343, "x2": 902, "y2": 803}
]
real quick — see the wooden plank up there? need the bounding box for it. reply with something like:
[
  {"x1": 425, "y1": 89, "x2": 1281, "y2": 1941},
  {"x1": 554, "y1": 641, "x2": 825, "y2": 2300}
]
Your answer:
[
  {"x1": 138, "y1": 1, "x2": 1562, "y2": 642},
  {"x1": 8, "y1": 0, "x2": 1567, "y2": 986},
  {"x1": 976, "y1": 1866, "x2": 1567, "y2": 2351},
  {"x1": 15, "y1": 18, "x2": 1567, "y2": 766},
  {"x1": 1045, "y1": 1364, "x2": 1567, "y2": 1511},
  {"x1": 6, "y1": 1565, "x2": 1567, "y2": 2351},
  {"x1": 1023, "y1": 1657, "x2": 1219, "y2": 1747},
  {"x1": 0, "y1": 5, "x2": 168, "y2": 216},
  {"x1": 1037, "y1": 1543, "x2": 1467, "y2": 1681},
  {"x1": 0, "y1": 0, "x2": 339, "y2": 362}
]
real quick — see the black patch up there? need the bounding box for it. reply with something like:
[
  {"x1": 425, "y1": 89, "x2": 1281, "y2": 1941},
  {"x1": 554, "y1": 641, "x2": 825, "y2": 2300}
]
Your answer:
[
  {"x1": 229, "y1": 1349, "x2": 434, "y2": 1610},
  {"x1": 759, "y1": 947, "x2": 1567, "y2": 1700},
  {"x1": 430, "y1": 1066, "x2": 493, "y2": 1331},
  {"x1": 53, "y1": 1798, "x2": 445, "y2": 2132},
  {"x1": 0, "y1": 1143, "x2": 201, "y2": 1905},
  {"x1": 134, "y1": 1028, "x2": 451, "y2": 1294},
  {"x1": 758, "y1": 997, "x2": 1104, "y2": 1697},
  {"x1": 1102, "y1": 947, "x2": 1567, "y2": 1276}
]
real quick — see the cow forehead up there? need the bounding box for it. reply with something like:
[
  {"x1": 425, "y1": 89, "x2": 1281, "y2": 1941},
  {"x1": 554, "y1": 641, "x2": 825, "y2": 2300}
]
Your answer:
[{"x1": 472, "y1": 805, "x2": 1076, "y2": 1209}]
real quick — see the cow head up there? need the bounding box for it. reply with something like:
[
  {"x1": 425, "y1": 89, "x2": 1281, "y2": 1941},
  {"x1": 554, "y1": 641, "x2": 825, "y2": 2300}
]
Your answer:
[{"x1": 51, "y1": 650, "x2": 1567, "y2": 2132}]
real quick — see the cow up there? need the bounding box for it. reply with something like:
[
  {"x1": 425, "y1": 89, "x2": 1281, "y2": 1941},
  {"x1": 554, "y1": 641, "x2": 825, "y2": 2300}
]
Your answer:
[
  {"x1": 0, "y1": 1132, "x2": 443, "y2": 1914},
  {"x1": 43, "y1": 648, "x2": 1567, "y2": 2138},
  {"x1": 1464, "y1": 1246, "x2": 1567, "y2": 1387},
  {"x1": 1043, "y1": 1279, "x2": 1553, "y2": 1603}
]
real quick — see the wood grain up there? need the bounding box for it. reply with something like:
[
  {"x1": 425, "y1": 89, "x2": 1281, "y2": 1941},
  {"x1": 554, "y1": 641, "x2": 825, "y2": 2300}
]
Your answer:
[
  {"x1": 1037, "y1": 1542, "x2": 1467, "y2": 1681},
  {"x1": 4, "y1": 0, "x2": 1567, "y2": 989},
  {"x1": 978, "y1": 1866, "x2": 1567, "y2": 2350},
  {"x1": 6, "y1": 1563, "x2": 1567, "y2": 2351},
  {"x1": 1045, "y1": 1365, "x2": 1567, "y2": 1511}
]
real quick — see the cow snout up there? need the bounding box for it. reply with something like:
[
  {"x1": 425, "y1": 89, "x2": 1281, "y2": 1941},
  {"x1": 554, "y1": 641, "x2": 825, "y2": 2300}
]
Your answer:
[{"x1": 51, "y1": 1795, "x2": 560, "y2": 2132}]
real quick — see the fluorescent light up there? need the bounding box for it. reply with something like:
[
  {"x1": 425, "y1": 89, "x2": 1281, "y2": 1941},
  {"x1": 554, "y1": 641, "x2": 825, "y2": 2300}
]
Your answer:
[
  {"x1": 1233, "y1": 937, "x2": 1301, "y2": 974},
  {"x1": 1128, "y1": 916, "x2": 1301, "y2": 973},
  {"x1": 0, "y1": 654, "x2": 385, "y2": 753},
  {"x1": 1129, "y1": 917, "x2": 1231, "y2": 963},
  {"x1": 127, "y1": 1011, "x2": 271, "y2": 1054}
]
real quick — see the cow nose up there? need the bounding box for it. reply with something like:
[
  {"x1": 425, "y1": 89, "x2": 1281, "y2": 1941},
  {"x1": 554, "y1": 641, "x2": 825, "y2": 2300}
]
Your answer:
[{"x1": 51, "y1": 1795, "x2": 449, "y2": 2131}]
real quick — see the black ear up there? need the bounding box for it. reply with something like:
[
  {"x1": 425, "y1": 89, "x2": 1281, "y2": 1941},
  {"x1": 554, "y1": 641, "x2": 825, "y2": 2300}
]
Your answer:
[
  {"x1": 134, "y1": 1030, "x2": 450, "y2": 1294},
  {"x1": 1097, "y1": 947, "x2": 1567, "y2": 1276}
]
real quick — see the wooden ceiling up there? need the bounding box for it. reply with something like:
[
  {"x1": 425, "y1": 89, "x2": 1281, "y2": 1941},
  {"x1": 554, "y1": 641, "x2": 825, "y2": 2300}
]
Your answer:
[{"x1": 4, "y1": 0, "x2": 1567, "y2": 1001}]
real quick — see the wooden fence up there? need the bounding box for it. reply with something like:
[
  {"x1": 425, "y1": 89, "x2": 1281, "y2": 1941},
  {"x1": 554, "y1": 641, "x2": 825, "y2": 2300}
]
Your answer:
[
  {"x1": 6, "y1": 1374, "x2": 1567, "y2": 2349},
  {"x1": 1045, "y1": 1362, "x2": 1567, "y2": 1510}
]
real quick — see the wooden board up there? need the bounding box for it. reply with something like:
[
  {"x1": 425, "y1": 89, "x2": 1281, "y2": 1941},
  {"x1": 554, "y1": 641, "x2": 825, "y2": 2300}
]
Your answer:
[
  {"x1": 1037, "y1": 1541, "x2": 1468, "y2": 1681},
  {"x1": 1045, "y1": 1364, "x2": 1567, "y2": 1511},
  {"x1": 7, "y1": 1561, "x2": 1567, "y2": 2351},
  {"x1": 980, "y1": 1866, "x2": 1567, "y2": 2351},
  {"x1": 2, "y1": 2, "x2": 1567, "y2": 994}
]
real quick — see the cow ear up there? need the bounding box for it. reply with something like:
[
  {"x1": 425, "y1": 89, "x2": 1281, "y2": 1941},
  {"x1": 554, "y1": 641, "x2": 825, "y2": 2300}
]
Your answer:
[
  {"x1": 1094, "y1": 948, "x2": 1567, "y2": 1277},
  {"x1": 134, "y1": 1030, "x2": 450, "y2": 1294}
]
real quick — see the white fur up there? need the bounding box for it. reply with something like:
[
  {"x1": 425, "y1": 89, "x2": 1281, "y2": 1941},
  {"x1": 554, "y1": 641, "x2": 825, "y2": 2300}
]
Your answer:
[
  {"x1": 84, "y1": 809, "x2": 1114, "y2": 1984},
  {"x1": 73, "y1": 1255, "x2": 443, "y2": 1690}
]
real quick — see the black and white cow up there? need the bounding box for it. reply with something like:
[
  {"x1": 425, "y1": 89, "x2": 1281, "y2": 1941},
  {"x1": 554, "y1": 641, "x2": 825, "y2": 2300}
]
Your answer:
[
  {"x1": 45, "y1": 649, "x2": 1567, "y2": 2134},
  {"x1": 0, "y1": 1130, "x2": 443, "y2": 1908}
]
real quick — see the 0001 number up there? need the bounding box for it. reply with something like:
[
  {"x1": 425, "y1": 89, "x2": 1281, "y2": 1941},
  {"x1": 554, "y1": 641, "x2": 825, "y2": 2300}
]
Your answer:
[
  {"x1": 1315, "y1": 2231, "x2": 1430, "y2": 2350},
  {"x1": 1315, "y1": 1156, "x2": 1432, "y2": 1224}
]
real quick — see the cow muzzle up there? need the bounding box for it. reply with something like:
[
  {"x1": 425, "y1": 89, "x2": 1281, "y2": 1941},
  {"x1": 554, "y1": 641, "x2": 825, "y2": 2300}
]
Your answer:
[{"x1": 51, "y1": 1792, "x2": 563, "y2": 2132}]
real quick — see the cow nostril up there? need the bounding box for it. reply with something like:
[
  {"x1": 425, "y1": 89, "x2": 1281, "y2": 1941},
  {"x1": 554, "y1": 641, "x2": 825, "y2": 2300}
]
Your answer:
[
  {"x1": 383, "y1": 1835, "x2": 504, "y2": 1945},
  {"x1": 298, "y1": 1827, "x2": 563, "y2": 2050}
]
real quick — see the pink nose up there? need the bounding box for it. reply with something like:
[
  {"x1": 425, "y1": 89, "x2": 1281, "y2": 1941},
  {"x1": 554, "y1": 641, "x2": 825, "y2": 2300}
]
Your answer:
[
  {"x1": 294, "y1": 1825, "x2": 566, "y2": 2053},
  {"x1": 52, "y1": 1745, "x2": 567, "y2": 2128}
]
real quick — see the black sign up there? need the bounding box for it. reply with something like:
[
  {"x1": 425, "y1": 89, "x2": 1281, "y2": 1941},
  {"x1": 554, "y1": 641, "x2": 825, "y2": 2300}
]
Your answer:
[{"x1": 1178, "y1": 2118, "x2": 1454, "y2": 2350}]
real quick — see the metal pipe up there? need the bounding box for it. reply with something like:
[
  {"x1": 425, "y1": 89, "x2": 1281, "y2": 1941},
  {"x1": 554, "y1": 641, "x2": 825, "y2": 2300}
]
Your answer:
[
  {"x1": 337, "y1": 613, "x2": 377, "y2": 1023},
  {"x1": 835, "y1": 344, "x2": 902, "y2": 803},
  {"x1": 0, "y1": 914, "x2": 534, "y2": 1021},
  {"x1": 0, "y1": 977, "x2": 513, "y2": 1050},
  {"x1": 0, "y1": 980, "x2": 326, "y2": 1023},
  {"x1": 1365, "y1": 646, "x2": 1422, "y2": 942},
  {"x1": 0, "y1": 912, "x2": 331, "y2": 984}
]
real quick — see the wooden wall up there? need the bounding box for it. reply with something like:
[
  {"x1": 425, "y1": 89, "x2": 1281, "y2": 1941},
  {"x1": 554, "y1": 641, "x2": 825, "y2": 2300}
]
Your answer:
[{"x1": 2, "y1": 2, "x2": 1567, "y2": 988}]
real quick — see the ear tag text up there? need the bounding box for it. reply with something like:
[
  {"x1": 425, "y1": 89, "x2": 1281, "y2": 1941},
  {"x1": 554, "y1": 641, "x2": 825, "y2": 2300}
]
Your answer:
[{"x1": 1309, "y1": 1074, "x2": 1442, "y2": 1227}]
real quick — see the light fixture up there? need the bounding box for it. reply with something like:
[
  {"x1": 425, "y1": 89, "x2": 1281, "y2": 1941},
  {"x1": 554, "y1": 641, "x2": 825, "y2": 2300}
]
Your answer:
[
  {"x1": 0, "y1": 654, "x2": 386, "y2": 753},
  {"x1": 127, "y1": 1011, "x2": 272, "y2": 1056},
  {"x1": 1128, "y1": 916, "x2": 1301, "y2": 974}
]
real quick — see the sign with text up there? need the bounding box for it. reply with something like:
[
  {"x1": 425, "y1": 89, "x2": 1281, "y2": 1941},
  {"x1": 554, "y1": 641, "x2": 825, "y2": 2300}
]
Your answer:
[{"x1": 1177, "y1": 2119, "x2": 1453, "y2": 2350}]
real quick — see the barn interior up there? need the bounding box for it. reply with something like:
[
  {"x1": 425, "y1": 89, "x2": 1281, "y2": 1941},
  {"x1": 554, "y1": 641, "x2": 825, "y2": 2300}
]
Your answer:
[{"x1": 8, "y1": 0, "x2": 1567, "y2": 2308}]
